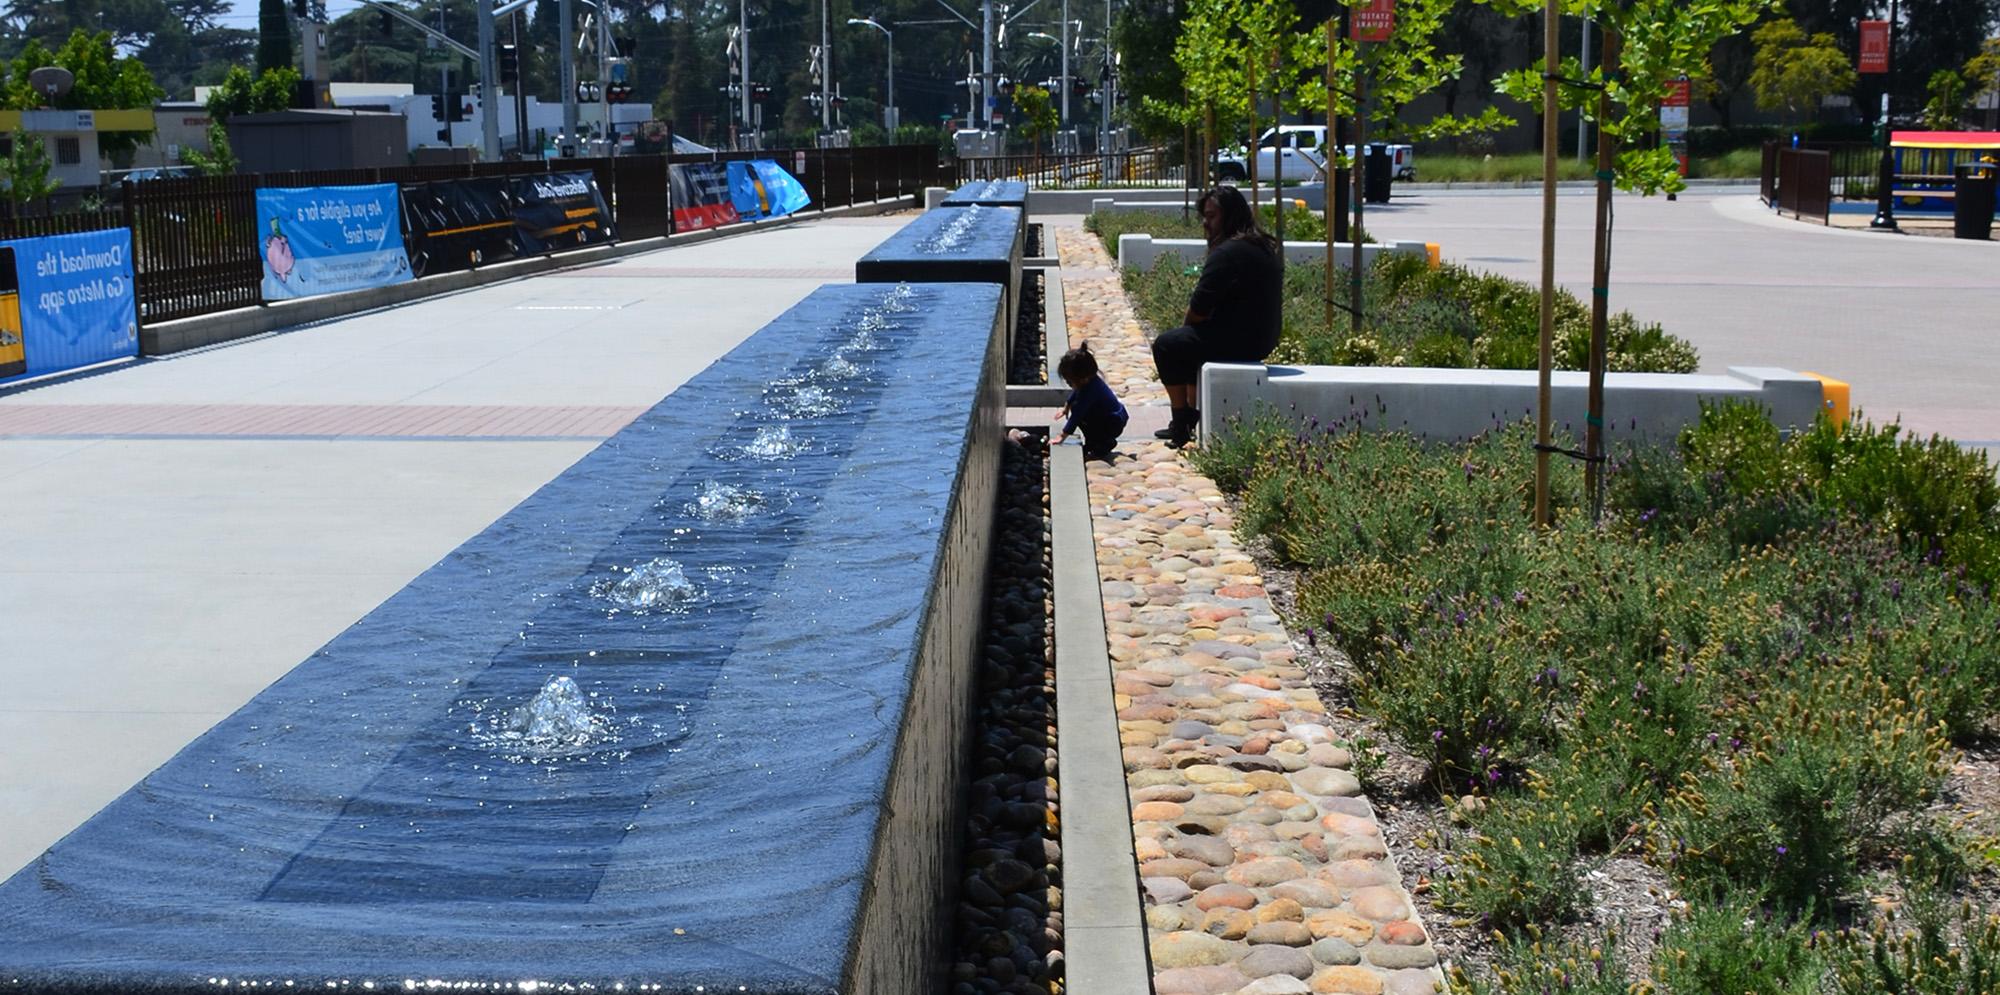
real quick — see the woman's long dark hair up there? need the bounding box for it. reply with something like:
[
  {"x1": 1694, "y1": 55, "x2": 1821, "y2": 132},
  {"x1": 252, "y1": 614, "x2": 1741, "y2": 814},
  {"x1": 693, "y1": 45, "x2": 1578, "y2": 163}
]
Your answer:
[{"x1": 1199, "y1": 184, "x2": 1279, "y2": 257}]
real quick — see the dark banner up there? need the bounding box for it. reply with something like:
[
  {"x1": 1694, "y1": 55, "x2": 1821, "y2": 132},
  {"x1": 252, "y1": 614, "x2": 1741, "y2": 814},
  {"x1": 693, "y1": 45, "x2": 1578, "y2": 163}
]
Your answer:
[
  {"x1": 510, "y1": 171, "x2": 615, "y2": 253},
  {"x1": 670, "y1": 163, "x2": 741, "y2": 232},
  {"x1": 400, "y1": 177, "x2": 518, "y2": 277}
]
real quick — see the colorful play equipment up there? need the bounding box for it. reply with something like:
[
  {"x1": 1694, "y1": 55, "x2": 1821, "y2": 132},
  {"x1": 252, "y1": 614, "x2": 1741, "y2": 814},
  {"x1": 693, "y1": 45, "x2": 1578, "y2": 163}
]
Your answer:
[{"x1": 1889, "y1": 131, "x2": 2000, "y2": 214}]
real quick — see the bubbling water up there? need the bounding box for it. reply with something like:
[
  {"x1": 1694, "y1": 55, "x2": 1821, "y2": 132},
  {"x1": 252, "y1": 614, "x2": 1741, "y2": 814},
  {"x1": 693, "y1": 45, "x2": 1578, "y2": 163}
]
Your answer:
[
  {"x1": 593, "y1": 557, "x2": 705, "y2": 613},
  {"x1": 740, "y1": 424, "x2": 806, "y2": 460},
  {"x1": 766, "y1": 380, "x2": 843, "y2": 419},
  {"x1": 474, "y1": 675, "x2": 617, "y2": 759},
  {"x1": 684, "y1": 482, "x2": 787, "y2": 523},
  {"x1": 916, "y1": 206, "x2": 982, "y2": 254}
]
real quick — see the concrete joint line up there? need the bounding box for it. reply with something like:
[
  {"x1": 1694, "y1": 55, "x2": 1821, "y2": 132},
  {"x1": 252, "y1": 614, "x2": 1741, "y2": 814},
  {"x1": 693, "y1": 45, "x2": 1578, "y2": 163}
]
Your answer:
[
  {"x1": 1043, "y1": 256, "x2": 1067, "y2": 387},
  {"x1": 1049, "y1": 444, "x2": 1153, "y2": 995}
]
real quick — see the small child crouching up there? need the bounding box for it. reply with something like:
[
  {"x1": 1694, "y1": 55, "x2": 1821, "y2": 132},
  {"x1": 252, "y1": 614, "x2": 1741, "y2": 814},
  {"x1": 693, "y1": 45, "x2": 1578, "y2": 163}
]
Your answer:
[{"x1": 1052, "y1": 342, "x2": 1128, "y2": 463}]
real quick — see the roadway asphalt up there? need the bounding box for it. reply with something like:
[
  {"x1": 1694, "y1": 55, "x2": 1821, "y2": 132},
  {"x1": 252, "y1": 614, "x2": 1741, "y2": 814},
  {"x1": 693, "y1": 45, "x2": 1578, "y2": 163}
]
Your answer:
[
  {"x1": 0, "y1": 214, "x2": 908, "y2": 875},
  {"x1": 1358, "y1": 187, "x2": 2000, "y2": 451}
]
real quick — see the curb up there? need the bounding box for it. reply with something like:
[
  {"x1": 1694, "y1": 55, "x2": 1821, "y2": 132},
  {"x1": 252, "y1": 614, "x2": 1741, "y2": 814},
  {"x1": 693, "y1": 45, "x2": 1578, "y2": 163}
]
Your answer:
[{"x1": 1050, "y1": 442, "x2": 1155, "y2": 994}]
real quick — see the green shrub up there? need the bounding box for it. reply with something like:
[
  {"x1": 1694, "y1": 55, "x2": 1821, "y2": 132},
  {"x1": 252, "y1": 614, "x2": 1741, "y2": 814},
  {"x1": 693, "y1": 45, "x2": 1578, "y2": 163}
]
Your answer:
[
  {"x1": 1185, "y1": 405, "x2": 1293, "y2": 493},
  {"x1": 1657, "y1": 673, "x2": 1950, "y2": 910},
  {"x1": 1446, "y1": 925, "x2": 1633, "y2": 995},
  {"x1": 1652, "y1": 893, "x2": 1827, "y2": 995},
  {"x1": 1828, "y1": 895, "x2": 2000, "y2": 994},
  {"x1": 1436, "y1": 780, "x2": 1597, "y2": 932}
]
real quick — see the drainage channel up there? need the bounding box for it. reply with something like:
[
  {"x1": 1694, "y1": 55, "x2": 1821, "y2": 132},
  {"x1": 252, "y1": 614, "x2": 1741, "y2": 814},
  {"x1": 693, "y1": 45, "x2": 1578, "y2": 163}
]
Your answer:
[{"x1": 954, "y1": 224, "x2": 1150, "y2": 995}]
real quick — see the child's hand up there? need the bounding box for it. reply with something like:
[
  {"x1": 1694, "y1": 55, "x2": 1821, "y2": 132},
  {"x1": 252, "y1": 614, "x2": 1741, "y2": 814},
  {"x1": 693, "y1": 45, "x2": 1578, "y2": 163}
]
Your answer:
[{"x1": 1052, "y1": 432, "x2": 1068, "y2": 446}]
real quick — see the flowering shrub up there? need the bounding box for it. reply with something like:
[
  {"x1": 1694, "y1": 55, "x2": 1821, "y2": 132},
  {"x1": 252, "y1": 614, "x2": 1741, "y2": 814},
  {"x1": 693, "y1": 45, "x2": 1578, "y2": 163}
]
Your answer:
[{"x1": 1199, "y1": 401, "x2": 2000, "y2": 958}]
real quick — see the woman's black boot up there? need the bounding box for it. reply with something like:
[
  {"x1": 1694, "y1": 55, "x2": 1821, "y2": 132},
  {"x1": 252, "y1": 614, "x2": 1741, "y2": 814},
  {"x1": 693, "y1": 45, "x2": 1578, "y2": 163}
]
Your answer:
[
  {"x1": 1155, "y1": 407, "x2": 1186, "y2": 439},
  {"x1": 1166, "y1": 407, "x2": 1200, "y2": 449}
]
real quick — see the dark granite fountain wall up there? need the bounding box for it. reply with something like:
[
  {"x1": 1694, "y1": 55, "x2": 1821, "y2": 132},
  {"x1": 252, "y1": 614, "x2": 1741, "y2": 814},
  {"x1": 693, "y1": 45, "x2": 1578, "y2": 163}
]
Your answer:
[
  {"x1": 0, "y1": 280, "x2": 1006, "y2": 995},
  {"x1": 854, "y1": 205, "x2": 1024, "y2": 355}
]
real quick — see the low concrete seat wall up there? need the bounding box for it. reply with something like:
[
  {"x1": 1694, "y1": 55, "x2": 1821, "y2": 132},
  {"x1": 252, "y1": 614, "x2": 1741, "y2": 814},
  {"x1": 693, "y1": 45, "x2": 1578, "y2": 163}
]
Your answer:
[
  {"x1": 1118, "y1": 233, "x2": 1428, "y2": 273},
  {"x1": 1200, "y1": 363, "x2": 1834, "y2": 445}
]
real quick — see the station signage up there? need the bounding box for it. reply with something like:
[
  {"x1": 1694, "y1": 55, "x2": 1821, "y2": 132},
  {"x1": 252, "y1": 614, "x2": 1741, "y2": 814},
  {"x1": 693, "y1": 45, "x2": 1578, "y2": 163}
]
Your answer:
[
  {"x1": 1860, "y1": 21, "x2": 1890, "y2": 74},
  {"x1": 1350, "y1": 0, "x2": 1394, "y2": 41}
]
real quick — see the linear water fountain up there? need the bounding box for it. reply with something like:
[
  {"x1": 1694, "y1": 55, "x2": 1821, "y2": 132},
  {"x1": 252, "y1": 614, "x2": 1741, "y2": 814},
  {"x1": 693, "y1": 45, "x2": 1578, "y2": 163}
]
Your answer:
[
  {"x1": 856, "y1": 205, "x2": 1024, "y2": 356},
  {"x1": 0, "y1": 280, "x2": 1006, "y2": 994}
]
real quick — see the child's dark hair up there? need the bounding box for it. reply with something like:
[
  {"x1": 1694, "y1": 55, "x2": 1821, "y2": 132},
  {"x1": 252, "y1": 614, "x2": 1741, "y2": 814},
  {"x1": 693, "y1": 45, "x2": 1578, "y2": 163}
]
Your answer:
[{"x1": 1057, "y1": 342, "x2": 1099, "y2": 383}]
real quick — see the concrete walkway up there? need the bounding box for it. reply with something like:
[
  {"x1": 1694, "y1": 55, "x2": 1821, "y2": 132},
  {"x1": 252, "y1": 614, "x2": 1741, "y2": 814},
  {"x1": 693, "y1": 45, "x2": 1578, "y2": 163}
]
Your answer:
[
  {"x1": 1357, "y1": 187, "x2": 2000, "y2": 452},
  {"x1": 0, "y1": 214, "x2": 909, "y2": 875}
]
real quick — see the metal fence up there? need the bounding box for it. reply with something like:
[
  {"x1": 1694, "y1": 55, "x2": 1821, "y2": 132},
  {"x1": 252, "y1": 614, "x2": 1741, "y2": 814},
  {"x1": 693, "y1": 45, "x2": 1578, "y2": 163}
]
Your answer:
[
  {"x1": 955, "y1": 147, "x2": 1181, "y2": 189},
  {"x1": 40, "y1": 145, "x2": 940, "y2": 328},
  {"x1": 1760, "y1": 141, "x2": 1778, "y2": 206},
  {"x1": 1775, "y1": 148, "x2": 1832, "y2": 225}
]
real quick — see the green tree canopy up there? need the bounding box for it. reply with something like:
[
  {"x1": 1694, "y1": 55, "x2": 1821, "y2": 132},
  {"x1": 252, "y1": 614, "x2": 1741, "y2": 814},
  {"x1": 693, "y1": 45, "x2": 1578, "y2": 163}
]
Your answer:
[
  {"x1": 0, "y1": 31, "x2": 165, "y2": 162},
  {"x1": 2, "y1": 127, "x2": 58, "y2": 210},
  {"x1": 1014, "y1": 83, "x2": 1057, "y2": 152},
  {"x1": 1747, "y1": 18, "x2": 1857, "y2": 125}
]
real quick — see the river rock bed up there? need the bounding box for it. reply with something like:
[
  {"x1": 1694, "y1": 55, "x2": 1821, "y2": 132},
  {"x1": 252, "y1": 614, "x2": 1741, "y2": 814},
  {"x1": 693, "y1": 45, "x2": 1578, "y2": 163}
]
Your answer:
[{"x1": 950, "y1": 434, "x2": 1064, "y2": 995}]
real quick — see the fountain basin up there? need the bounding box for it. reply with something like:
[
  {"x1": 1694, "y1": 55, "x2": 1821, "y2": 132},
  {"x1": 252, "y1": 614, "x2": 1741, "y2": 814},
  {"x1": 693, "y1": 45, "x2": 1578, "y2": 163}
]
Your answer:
[
  {"x1": 0, "y1": 282, "x2": 1007, "y2": 994},
  {"x1": 855, "y1": 205, "x2": 1023, "y2": 356}
]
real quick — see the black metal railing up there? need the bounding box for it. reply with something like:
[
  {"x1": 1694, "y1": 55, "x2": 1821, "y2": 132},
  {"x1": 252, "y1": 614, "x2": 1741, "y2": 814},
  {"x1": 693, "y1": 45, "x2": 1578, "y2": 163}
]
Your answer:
[
  {"x1": 955, "y1": 147, "x2": 1180, "y2": 189},
  {"x1": 38, "y1": 145, "x2": 941, "y2": 328}
]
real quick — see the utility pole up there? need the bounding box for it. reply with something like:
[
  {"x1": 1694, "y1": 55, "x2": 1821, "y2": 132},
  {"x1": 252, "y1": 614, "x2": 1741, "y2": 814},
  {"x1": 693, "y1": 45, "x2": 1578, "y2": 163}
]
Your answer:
[
  {"x1": 478, "y1": 0, "x2": 499, "y2": 160},
  {"x1": 821, "y1": 0, "x2": 833, "y2": 132},
  {"x1": 1060, "y1": 0, "x2": 1069, "y2": 134},
  {"x1": 740, "y1": 0, "x2": 753, "y2": 146},
  {"x1": 513, "y1": 11, "x2": 529, "y2": 155},
  {"x1": 560, "y1": 0, "x2": 577, "y2": 151},
  {"x1": 982, "y1": 0, "x2": 995, "y2": 131}
]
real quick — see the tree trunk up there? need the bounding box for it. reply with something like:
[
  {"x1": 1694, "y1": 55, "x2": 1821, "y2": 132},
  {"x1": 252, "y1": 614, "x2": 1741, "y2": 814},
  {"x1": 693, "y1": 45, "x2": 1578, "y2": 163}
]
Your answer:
[{"x1": 1585, "y1": 27, "x2": 1620, "y2": 522}]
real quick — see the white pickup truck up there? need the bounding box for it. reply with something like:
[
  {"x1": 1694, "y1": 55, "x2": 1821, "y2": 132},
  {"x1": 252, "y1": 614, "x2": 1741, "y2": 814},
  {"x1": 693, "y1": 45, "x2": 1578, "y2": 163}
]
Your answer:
[{"x1": 1212, "y1": 125, "x2": 1416, "y2": 184}]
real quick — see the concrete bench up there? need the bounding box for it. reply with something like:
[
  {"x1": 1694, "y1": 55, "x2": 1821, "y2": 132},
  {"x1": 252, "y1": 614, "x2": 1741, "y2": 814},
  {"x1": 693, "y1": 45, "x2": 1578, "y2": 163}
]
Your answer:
[
  {"x1": 1118, "y1": 233, "x2": 1431, "y2": 273},
  {"x1": 1200, "y1": 363, "x2": 1843, "y2": 445}
]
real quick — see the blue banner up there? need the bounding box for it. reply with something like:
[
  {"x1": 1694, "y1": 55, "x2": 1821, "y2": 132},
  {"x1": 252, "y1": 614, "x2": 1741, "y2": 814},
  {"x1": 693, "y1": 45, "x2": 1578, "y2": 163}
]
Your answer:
[
  {"x1": 256, "y1": 184, "x2": 412, "y2": 301},
  {"x1": 726, "y1": 160, "x2": 812, "y2": 221},
  {"x1": 0, "y1": 228, "x2": 139, "y2": 385}
]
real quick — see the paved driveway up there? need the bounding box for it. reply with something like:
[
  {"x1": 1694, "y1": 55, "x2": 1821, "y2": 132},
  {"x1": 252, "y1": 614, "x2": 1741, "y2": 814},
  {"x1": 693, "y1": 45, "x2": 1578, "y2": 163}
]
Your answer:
[{"x1": 1360, "y1": 187, "x2": 2000, "y2": 450}]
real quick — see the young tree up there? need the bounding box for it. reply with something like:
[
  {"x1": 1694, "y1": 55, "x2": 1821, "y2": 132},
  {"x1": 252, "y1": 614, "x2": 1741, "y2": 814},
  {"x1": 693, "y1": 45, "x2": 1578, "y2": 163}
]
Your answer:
[
  {"x1": 1495, "y1": 0, "x2": 1777, "y2": 516},
  {"x1": 1925, "y1": 68, "x2": 1969, "y2": 129},
  {"x1": 1748, "y1": 18, "x2": 1856, "y2": 126},
  {"x1": 183, "y1": 65, "x2": 300, "y2": 175},
  {"x1": 1014, "y1": 85, "x2": 1059, "y2": 155},
  {"x1": 1, "y1": 129, "x2": 59, "y2": 214}
]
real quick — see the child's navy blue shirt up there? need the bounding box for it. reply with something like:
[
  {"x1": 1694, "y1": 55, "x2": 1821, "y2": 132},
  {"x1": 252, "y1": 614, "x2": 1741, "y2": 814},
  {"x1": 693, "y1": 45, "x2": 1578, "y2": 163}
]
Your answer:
[{"x1": 1063, "y1": 375, "x2": 1128, "y2": 435}]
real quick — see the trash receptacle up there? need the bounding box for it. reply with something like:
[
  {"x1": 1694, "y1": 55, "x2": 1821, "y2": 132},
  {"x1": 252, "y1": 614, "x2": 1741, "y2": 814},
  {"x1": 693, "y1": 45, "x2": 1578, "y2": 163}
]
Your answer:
[
  {"x1": 1365, "y1": 143, "x2": 1393, "y2": 203},
  {"x1": 1954, "y1": 164, "x2": 1995, "y2": 240}
]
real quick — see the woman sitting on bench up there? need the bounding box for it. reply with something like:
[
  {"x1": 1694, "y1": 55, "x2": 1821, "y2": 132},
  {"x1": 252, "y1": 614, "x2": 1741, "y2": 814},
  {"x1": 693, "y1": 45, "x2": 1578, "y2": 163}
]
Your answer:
[{"x1": 1150, "y1": 184, "x2": 1284, "y2": 449}]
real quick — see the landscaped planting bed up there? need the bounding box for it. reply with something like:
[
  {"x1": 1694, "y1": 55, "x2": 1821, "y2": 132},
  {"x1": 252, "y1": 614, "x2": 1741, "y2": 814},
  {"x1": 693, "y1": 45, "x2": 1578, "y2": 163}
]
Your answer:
[
  {"x1": 1118, "y1": 249, "x2": 1699, "y2": 374},
  {"x1": 1189, "y1": 404, "x2": 2000, "y2": 993},
  {"x1": 1084, "y1": 205, "x2": 1350, "y2": 260}
]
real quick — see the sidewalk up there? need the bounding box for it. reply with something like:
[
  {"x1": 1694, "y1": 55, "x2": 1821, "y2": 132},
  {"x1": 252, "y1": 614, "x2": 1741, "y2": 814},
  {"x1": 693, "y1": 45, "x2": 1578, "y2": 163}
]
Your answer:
[
  {"x1": 1056, "y1": 223, "x2": 1442, "y2": 995},
  {"x1": 0, "y1": 213, "x2": 911, "y2": 874}
]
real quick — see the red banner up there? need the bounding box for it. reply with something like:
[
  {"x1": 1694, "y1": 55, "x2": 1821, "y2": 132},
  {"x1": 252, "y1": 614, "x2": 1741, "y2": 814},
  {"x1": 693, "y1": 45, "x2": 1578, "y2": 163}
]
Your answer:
[
  {"x1": 1859, "y1": 20, "x2": 1890, "y2": 74},
  {"x1": 1350, "y1": 0, "x2": 1393, "y2": 42}
]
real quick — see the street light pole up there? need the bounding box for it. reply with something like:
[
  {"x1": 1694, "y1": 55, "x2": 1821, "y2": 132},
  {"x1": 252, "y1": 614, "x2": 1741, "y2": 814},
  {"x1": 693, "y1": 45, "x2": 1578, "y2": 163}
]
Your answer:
[
  {"x1": 1061, "y1": 0, "x2": 1069, "y2": 138},
  {"x1": 847, "y1": 18, "x2": 895, "y2": 133}
]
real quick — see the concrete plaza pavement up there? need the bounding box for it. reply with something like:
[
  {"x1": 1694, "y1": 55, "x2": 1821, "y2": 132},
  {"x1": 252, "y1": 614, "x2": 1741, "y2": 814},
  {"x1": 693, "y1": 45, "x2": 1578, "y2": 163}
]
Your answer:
[
  {"x1": 0, "y1": 214, "x2": 908, "y2": 875},
  {"x1": 1358, "y1": 188, "x2": 2000, "y2": 451}
]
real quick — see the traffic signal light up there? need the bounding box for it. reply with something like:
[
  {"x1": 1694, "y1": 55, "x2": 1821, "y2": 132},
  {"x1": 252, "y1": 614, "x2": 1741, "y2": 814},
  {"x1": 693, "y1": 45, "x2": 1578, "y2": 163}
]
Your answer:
[
  {"x1": 446, "y1": 91, "x2": 467, "y2": 120},
  {"x1": 998, "y1": 77, "x2": 1015, "y2": 97},
  {"x1": 498, "y1": 43, "x2": 519, "y2": 84},
  {"x1": 379, "y1": 9, "x2": 394, "y2": 36},
  {"x1": 429, "y1": 92, "x2": 444, "y2": 119},
  {"x1": 1071, "y1": 76, "x2": 1089, "y2": 98},
  {"x1": 752, "y1": 84, "x2": 772, "y2": 101}
]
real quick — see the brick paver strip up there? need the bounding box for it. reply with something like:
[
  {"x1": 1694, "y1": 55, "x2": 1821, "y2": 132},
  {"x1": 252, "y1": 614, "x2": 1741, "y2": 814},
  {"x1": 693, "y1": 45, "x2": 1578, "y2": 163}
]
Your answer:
[
  {"x1": 0, "y1": 404, "x2": 648, "y2": 440},
  {"x1": 1056, "y1": 223, "x2": 1444, "y2": 995}
]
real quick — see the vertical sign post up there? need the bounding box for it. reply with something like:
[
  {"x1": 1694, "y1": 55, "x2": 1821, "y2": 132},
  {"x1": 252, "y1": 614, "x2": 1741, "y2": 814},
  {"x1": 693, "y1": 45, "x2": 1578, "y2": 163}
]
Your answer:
[{"x1": 1660, "y1": 75, "x2": 1691, "y2": 186}]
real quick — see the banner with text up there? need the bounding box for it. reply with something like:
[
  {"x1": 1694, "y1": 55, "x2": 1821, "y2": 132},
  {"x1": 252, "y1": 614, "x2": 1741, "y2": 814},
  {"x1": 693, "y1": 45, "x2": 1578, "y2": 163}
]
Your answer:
[
  {"x1": 0, "y1": 229, "x2": 139, "y2": 385},
  {"x1": 256, "y1": 184, "x2": 412, "y2": 301},
  {"x1": 401, "y1": 177, "x2": 519, "y2": 277},
  {"x1": 510, "y1": 171, "x2": 615, "y2": 253},
  {"x1": 670, "y1": 163, "x2": 742, "y2": 232}
]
